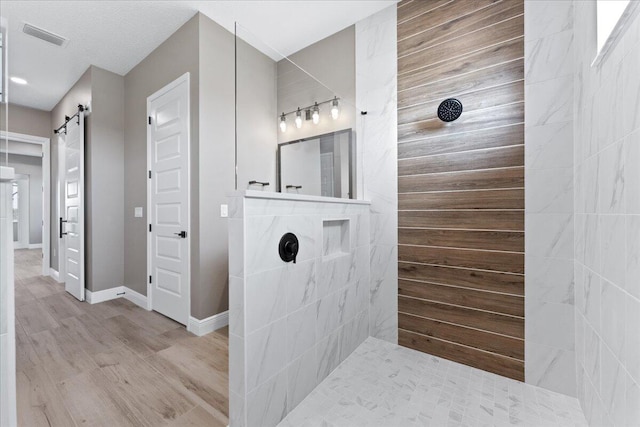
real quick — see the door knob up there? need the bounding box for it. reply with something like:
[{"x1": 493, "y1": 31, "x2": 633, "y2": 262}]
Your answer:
[{"x1": 174, "y1": 231, "x2": 187, "y2": 238}]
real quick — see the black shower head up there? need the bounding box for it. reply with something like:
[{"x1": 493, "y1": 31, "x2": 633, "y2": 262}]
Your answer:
[{"x1": 437, "y1": 98, "x2": 463, "y2": 122}]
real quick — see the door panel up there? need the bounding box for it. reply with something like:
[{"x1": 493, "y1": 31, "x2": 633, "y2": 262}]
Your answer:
[
  {"x1": 148, "y1": 74, "x2": 190, "y2": 325},
  {"x1": 63, "y1": 112, "x2": 85, "y2": 301}
]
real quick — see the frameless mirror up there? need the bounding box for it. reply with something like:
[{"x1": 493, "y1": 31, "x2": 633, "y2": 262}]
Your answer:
[{"x1": 278, "y1": 128, "x2": 353, "y2": 198}]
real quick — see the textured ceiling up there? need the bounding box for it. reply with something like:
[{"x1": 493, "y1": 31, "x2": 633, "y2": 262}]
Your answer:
[{"x1": 1, "y1": 1, "x2": 396, "y2": 111}]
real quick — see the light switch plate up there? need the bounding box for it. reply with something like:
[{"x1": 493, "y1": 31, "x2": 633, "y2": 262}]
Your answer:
[
  {"x1": 134, "y1": 207, "x2": 143, "y2": 218},
  {"x1": 220, "y1": 204, "x2": 228, "y2": 218}
]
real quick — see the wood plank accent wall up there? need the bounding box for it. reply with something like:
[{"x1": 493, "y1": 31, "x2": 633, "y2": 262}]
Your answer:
[{"x1": 396, "y1": 0, "x2": 525, "y2": 381}]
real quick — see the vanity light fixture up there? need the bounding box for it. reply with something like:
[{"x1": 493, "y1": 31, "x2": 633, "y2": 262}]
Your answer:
[
  {"x1": 331, "y1": 97, "x2": 340, "y2": 120},
  {"x1": 295, "y1": 108, "x2": 303, "y2": 129},
  {"x1": 277, "y1": 97, "x2": 340, "y2": 132}
]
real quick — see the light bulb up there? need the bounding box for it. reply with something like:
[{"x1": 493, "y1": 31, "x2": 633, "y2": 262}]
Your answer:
[
  {"x1": 331, "y1": 97, "x2": 339, "y2": 120},
  {"x1": 279, "y1": 113, "x2": 287, "y2": 132},
  {"x1": 10, "y1": 76, "x2": 27, "y2": 85},
  {"x1": 295, "y1": 108, "x2": 302, "y2": 128},
  {"x1": 312, "y1": 103, "x2": 320, "y2": 124}
]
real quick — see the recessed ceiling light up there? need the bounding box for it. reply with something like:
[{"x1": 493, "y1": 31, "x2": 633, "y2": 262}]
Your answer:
[{"x1": 10, "y1": 77, "x2": 28, "y2": 85}]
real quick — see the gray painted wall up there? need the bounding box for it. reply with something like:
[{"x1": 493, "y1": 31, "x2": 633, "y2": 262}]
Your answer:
[
  {"x1": 86, "y1": 67, "x2": 124, "y2": 292},
  {"x1": 276, "y1": 26, "x2": 356, "y2": 144},
  {"x1": 123, "y1": 13, "x2": 200, "y2": 300},
  {"x1": 50, "y1": 66, "x2": 125, "y2": 292},
  {"x1": 123, "y1": 13, "x2": 275, "y2": 320},
  {"x1": 7, "y1": 153, "x2": 42, "y2": 244},
  {"x1": 196, "y1": 14, "x2": 235, "y2": 319},
  {"x1": 236, "y1": 37, "x2": 278, "y2": 191},
  {"x1": 0, "y1": 103, "x2": 51, "y2": 138}
]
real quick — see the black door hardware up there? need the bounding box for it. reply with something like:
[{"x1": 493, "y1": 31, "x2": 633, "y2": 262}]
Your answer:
[
  {"x1": 279, "y1": 233, "x2": 299, "y2": 264},
  {"x1": 174, "y1": 231, "x2": 187, "y2": 238},
  {"x1": 59, "y1": 217, "x2": 68, "y2": 238},
  {"x1": 249, "y1": 180, "x2": 270, "y2": 186},
  {"x1": 286, "y1": 185, "x2": 302, "y2": 190}
]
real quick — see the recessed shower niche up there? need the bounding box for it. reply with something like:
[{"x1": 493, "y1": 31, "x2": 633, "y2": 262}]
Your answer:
[{"x1": 322, "y1": 218, "x2": 350, "y2": 258}]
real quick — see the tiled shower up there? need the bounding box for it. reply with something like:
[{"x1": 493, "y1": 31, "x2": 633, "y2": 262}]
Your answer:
[{"x1": 228, "y1": 0, "x2": 640, "y2": 426}]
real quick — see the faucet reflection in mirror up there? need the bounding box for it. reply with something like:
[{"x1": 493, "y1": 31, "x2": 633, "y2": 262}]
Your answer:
[{"x1": 278, "y1": 96, "x2": 340, "y2": 133}]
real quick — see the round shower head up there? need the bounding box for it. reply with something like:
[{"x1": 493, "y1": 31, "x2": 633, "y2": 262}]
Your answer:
[{"x1": 437, "y1": 98, "x2": 463, "y2": 122}]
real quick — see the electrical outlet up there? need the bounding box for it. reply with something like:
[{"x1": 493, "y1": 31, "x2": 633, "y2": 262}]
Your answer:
[{"x1": 220, "y1": 204, "x2": 228, "y2": 218}]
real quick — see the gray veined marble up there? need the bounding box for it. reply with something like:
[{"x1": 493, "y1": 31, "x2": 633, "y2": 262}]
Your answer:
[
  {"x1": 228, "y1": 192, "x2": 372, "y2": 427},
  {"x1": 279, "y1": 338, "x2": 588, "y2": 427}
]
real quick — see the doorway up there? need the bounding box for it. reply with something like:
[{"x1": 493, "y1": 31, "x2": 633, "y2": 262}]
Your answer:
[
  {"x1": 11, "y1": 174, "x2": 29, "y2": 249},
  {"x1": 0, "y1": 131, "x2": 51, "y2": 277},
  {"x1": 147, "y1": 73, "x2": 191, "y2": 325}
]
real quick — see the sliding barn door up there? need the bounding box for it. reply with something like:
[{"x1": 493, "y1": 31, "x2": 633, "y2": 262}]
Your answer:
[{"x1": 62, "y1": 112, "x2": 85, "y2": 301}]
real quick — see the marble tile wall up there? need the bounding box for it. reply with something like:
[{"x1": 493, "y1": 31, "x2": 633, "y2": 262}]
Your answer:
[
  {"x1": 524, "y1": 0, "x2": 577, "y2": 397},
  {"x1": 356, "y1": 5, "x2": 398, "y2": 344},
  {"x1": 228, "y1": 193, "x2": 371, "y2": 427},
  {"x1": 573, "y1": 2, "x2": 640, "y2": 425}
]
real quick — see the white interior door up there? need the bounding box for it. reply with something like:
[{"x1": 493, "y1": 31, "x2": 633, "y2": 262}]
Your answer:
[
  {"x1": 148, "y1": 73, "x2": 190, "y2": 325},
  {"x1": 62, "y1": 113, "x2": 85, "y2": 301}
]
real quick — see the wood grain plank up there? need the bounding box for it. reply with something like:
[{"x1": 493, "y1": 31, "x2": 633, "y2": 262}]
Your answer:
[
  {"x1": 399, "y1": 329, "x2": 524, "y2": 380},
  {"x1": 398, "y1": 312, "x2": 524, "y2": 359},
  {"x1": 398, "y1": 37, "x2": 524, "y2": 92},
  {"x1": 398, "y1": 123, "x2": 524, "y2": 159},
  {"x1": 399, "y1": 245, "x2": 524, "y2": 273},
  {"x1": 16, "y1": 301, "x2": 60, "y2": 335},
  {"x1": 398, "y1": 188, "x2": 524, "y2": 210},
  {"x1": 399, "y1": 228, "x2": 524, "y2": 252},
  {"x1": 399, "y1": 166, "x2": 524, "y2": 192},
  {"x1": 399, "y1": 0, "x2": 523, "y2": 57},
  {"x1": 398, "y1": 0, "x2": 501, "y2": 41},
  {"x1": 399, "y1": 80, "x2": 524, "y2": 126},
  {"x1": 28, "y1": 327, "x2": 100, "y2": 383},
  {"x1": 399, "y1": 14, "x2": 524, "y2": 75},
  {"x1": 169, "y1": 405, "x2": 228, "y2": 427},
  {"x1": 17, "y1": 364, "x2": 77, "y2": 427},
  {"x1": 399, "y1": 279, "x2": 524, "y2": 316},
  {"x1": 398, "y1": 145, "x2": 524, "y2": 176},
  {"x1": 398, "y1": 102, "x2": 524, "y2": 143},
  {"x1": 399, "y1": 58, "x2": 523, "y2": 109},
  {"x1": 397, "y1": 0, "x2": 524, "y2": 376},
  {"x1": 399, "y1": 210, "x2": 524, "y2": 231},
  {"x1": 398, "y1": 261, "x2": 524, "y2": 295},
  {"x1": 399, "y1": 296, "x2": 523, "y2": 338},
  {"x1": 398, "y1": 0, "x2": 453, "y2": 24}
]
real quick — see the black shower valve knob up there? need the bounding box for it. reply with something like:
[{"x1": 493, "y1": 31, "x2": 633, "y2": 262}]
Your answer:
[{"x1": 279, "y1": 233, "x2": 299, "y2": 264}]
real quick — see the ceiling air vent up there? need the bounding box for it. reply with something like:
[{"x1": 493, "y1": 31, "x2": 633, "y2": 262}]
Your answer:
[{"x1": 22, "y1": 23, "x2": 68, "y2": 47}]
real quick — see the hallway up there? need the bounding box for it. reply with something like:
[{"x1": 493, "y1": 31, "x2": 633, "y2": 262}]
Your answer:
[{"x1": 14, "y1": 249, "x2": 229, "y2": 426}]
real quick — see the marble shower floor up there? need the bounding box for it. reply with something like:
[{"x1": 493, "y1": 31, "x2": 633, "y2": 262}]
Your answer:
[{"x1": 279, "y1": 338, "x2": 587, "y2": 427}]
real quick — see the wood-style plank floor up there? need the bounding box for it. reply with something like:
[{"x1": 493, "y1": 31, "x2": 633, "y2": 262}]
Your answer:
[{"x1": 13, "y1": 249, "x2": 229, "y2": 427}]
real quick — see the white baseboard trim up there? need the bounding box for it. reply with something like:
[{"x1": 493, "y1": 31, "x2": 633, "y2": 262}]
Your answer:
[
  {"x1": 49, "y1": 268, "x2": 62, "y2": 283},
  {"x1": 28, "y1": 243, "x2": 42, "y2": 249},
  {"x1": 123, "y1": 286, "x2": 149, "y2": 310},
  {"x1": 187, "y1": 311, "x2": 229, "y2": 337},
  {"x1": 85, "y1": 286, "x2": 125, "y2": 304}
]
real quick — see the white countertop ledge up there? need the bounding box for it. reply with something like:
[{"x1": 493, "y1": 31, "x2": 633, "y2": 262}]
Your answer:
[
  {"x1": 0, "y1": 166, "x2": 15, "y2": 182},
  {"x1": 228, "y1": 190, "x2": 371, "y2": 205}
]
